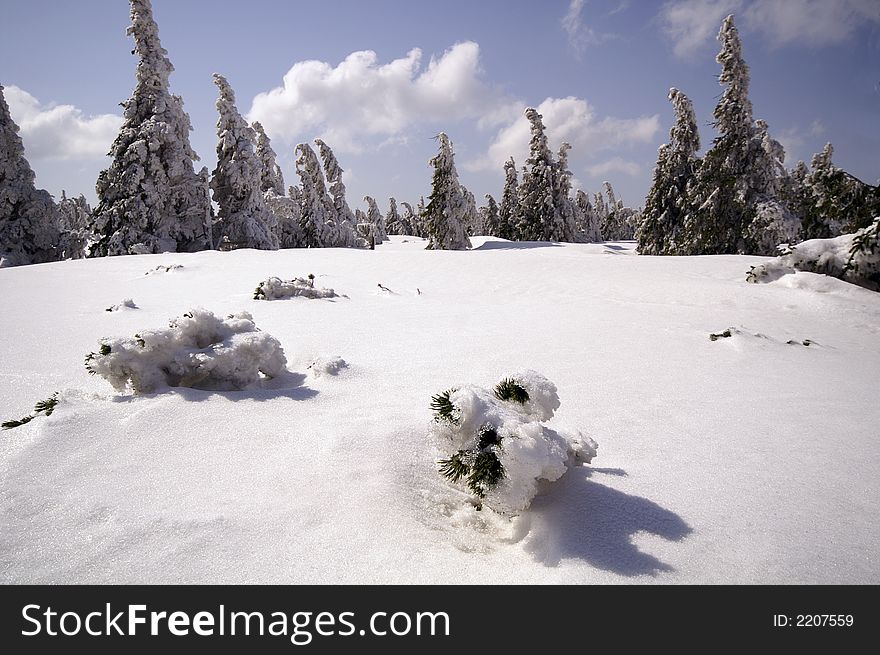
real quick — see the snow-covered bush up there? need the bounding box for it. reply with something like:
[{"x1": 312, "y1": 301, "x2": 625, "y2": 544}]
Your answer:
[
  {"x1": 747, "y1": 218, "x2": 880, "y2": 292},
  {"x1": 430, "y1": 371, "x2": 597, "y2": 515},
  {"x1": 253, "y1": 276, "x2": 339, "y2": 300},
  {"x1": 85, "y1": 309, "x2": 287, "y2": 393},
  {"x1": 307, "y1": 356, "x2": 348, "y2": 378},
  {"x1": 105, "y1": 299, "x2": 138, "y2": 312}
]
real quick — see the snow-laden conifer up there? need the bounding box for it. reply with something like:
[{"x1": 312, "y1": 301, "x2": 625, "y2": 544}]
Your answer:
[
  {"x1": 363, "y1": 195, "x2": 388, "y2": 244},
  {"x1": 385, "y1": 197, "x2": 403, "y2": 235},
  {"x1": 422, "y1": 133, "x2": 472, "y2": 250},
  {"x1": 515, "y1": 109, "x2": 555, "y2": 241},
  {"x1": 498, "y1": 158, "x2": 518, "y2": 241},
  {"x1": 57, "y1": 191, "x2": 95, "y2": 260},
  {"x1": 0, "y1": 85, "x2": 60, "y2": 267},
  {"x1": 574, "y1": 190, "x2": 601, "y2": 243},
  {"x1": 637, "y1": 88, "x2": 701, "y2": 255},
  {"x1": 251, "y1": 121, "x2": 285, "y2": 196},
  {"x1": 296, "y1": 143, "x2": 334, "y2": 248},
  {"x1": 265, "y1": 186, "x2": 304, "y2": 248},
  {"x1": 210, "y1": 74, "x2": 278, "y2": 250},
  {"x1": 92, "y1": 0, "x2": 212, "y2": 256},
  {"x1": 314, "y1": 138, "x2": 361, "y2": 247},
  {"x1": 482, "y1": 194, "x2": 501, "y2": 237}
]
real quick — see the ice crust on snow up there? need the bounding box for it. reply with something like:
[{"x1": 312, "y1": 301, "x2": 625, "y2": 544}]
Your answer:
[
  {"x1": 431, "y1": 370, "x2": 597, "y2": 515},
  {"x1": 86, "y1": 309, "x2": 287, "y2": 393}
]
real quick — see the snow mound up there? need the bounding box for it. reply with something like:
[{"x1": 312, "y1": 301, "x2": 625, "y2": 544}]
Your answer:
[
  {"x1": 747, "y1": 218, "x2": 880, "y2": 292},
  {"x1": 430, "y1": 371, "x2": 597, "y2": 516},
  {"x1": 144, "y1": 264, "x2": 184, "y2": 275},
  {"x1": 254, "y1": 276, "x2": 339, "y2": 300},
  {"x1": 105, "y1": 299, "x2": 138, "y2": 312},
  {"x1": 85, "y1": 309, "x2": 287, "y2": 393},
  {"x1": 307, "y1": 355, "x2": 348, "y2": 378}
]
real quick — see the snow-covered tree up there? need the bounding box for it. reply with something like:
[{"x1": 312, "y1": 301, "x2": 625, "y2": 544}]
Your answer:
[
  {"x1": 0, "y1": 85, "x2": 60, "y2": 267},
  {"x1": 296, "y1": 143, "x2": 334, "y2": 248},
  {"x1": 210, "y1": 74, "x2": 278, "y2": 250},
  {"x1": 385, "y1": 197, "x2": 403, "y2": 235},
  {"x1": 92, "y1": 0, "x2": 212, "y2": 256},
  {"x1": 265, "y1": 185, "x2": 304, "y2": 248},
  {"x1": 414, "y1": 196, "x2": 427, "y2": 238},
  {"x1": 462, "y1": 186, "x2": 480, "y2": 236},
  {"x1": 574, "y1": 190, "x2": 601, "y2": 242},
  {"x1": 251, "y1": 121, "x2": 284, "y2": 196},
  {"x1": 399, "y1": 201, "x2": 416, "y2": 236},
  {"x1": 482, "y1": 194, "x2": 501, "y2": 237},
  {"x1": 742, "y1": 119, "x2": 801, "y2": 254},
  {"x1": 498, "y1": 158, "x2": 518, "y2": 241},
  {"x1": 515, "y1": 108, "x2": 556, "y2": 241},
  {"x1": 803, "y1": 143, "x2": 880, "y2": 236},
  {"x1": 363, "y1": 195, "x2": 388, "y2": 245},
  {"x1": 682, "y1": 14, "x2": 754, "y2": 255},
  {"x1": 56, "y1": 191, "x2": 95, "y2": 259},
  {"x1": 422, "y1": 133, "x2": 472, "y2": 250},
  {"x1": 637, "y1": 88, "x2": 701, "y2": 255},
  {"x1": 553, "y1": 142, "x2": 578, "y2": 242},
  {"x1": 314, "y1": 138, "x2": 360, "y2": 247},
  {"x1": 599, "y1": 182, "x2": 636, "y2": 240}
]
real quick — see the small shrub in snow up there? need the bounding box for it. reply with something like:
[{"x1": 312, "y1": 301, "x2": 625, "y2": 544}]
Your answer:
[
  {"x1": 85, "y1": 309, "x2": 287, "y2": 393},
  {"x1": 105, "y1": 299, "x2": 138, "y2": 312},
  {"x1": 253, "y1": 275, "x2": 339, "y2": 300},
  {"x1": 747, "y1": 218, "x2": 880, "y2": 292},
  {"x1": 145, "y1": 264, "x2": 183, "y2": 275},
  {"x1": 2, "y1": 392, "x2": 58, "y2": 430},
  {"x1": 430, "y1": 370, "x2": 597, "y2": 515}
]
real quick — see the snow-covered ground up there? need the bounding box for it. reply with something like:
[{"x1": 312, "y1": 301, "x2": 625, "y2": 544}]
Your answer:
[{"x1": 1, "y1": 237, "x2": 878, "y2": 584}]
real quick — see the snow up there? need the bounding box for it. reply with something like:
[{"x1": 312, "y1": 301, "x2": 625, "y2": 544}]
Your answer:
[{"x1": 1, "y1": 237, "x2": 878, "y2": 583}]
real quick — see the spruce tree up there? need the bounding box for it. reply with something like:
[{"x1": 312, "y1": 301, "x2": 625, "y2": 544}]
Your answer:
[
  {"x1": 0, "y1": 85, "x2": 60, "y2": 267},
  {"x1": 92, "y1": 0, "x2": 212, "y2": 256},
  {"x1": 414, "y1": 196, "x2": 427, "y2": 238},
  {"x1": 210, "y1": 74, "x2": 278, "y2": 250},
  {"x1": 385, "y1": 197, "x2": 402, "y2": 235},
  {"x1": 805, "y1": 143, "x2": 879, "y2": 235},
  {"x1": 251, "y1": 121, "x2": 285, "y2": 196},
  {"x1": 515, "y1": 109, "x2": 556, "y2": 241},
  {"x1": 682, "y1": 14, "x2": 753, "y2": 255},
  {"x1": 574, "y1": 189, "x2": 601, "y2": 242},
  {"x1": 553, "y1": 142, "x2": 578, "y2": 242},
  {"x1": 422, "y1": 133, "x2": 472, "y2": 250},
  {"x1": 264, "y1": 186, "x2": 304, "y2": 248},
  {"x1": 498, "y1": 158, "x2": 518, "y2": 240},
  {"x1": 314, "y1": 138, "x2": 360, "y2": 247},
  {"x1": 482, "y1": 194, "x2": 501, "y2": 237},
  {"x1": 637, "y1": 88, "x2": 701, "y2": 255},
  {"x1": 57, "y1": 191, "x2": 94, "y2": 259},
  {"x1": 462, "y1": 186, "x2": 479, "y2": 236},
  {"x1": 399, "y1": 201, "x2": 416, "y2": 236},
  {"x1": 364, "y1": 195, "x2": 388, "y2": 243},
  {"x1": 296, "y1": 143, "x2": 333, "y2": 248}
]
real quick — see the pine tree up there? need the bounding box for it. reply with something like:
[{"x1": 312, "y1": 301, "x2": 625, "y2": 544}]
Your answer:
[
  {"x1": 805, "y1": 143, "x2": 879, "y2": 235},
  {"x1": 574, "y1": 189, "x2": 601, "y2": 242},
  {"x1": 462, "y1": 186, "x2": 479, "y2": 236},
  {"x1": 422, "y1": 133, "x2": 472, "y2": 250},
  {"x1": 683, "y1": 14, "x2": 754, "y2": 255},
  {"x1": 251, "y1": 121, "x2": 285, "y2": 196},
  {"x1": 515, "y1": 108, "x2": 556, "y2": 241},
  {"x1": 296, "y1": 143, "x2": 334, "y2": 248},
  {"x1": 637, "y1": 87, "x2": 701, "y2": 255},
  {"x1": 264, "y1": 187, "x2": 304, "y2": 248},
  {"x1": 363, "y1": 195, "x2": 388, "y2": 243},
  {"x1": 414, "y1": 196, "x2": 427, "y2": 238},
  {"x1": 482, "y1": 194, "x2": 501, "y2": 237},
  {"x1": 314, "y1": 138, "x2": 360, "y2": 247},
  {"x1": 92, "y1": 0, "x2": 212, "y2": 256},
  {"x1": 399, "y1": 201, "x2": 416, "y2": 236},
  {"x1": 600, "y1": 182, "x2": 636, "y2": 240},
  {"x1": 57, "y1": 191, "x2": 94, "y2": 259},
  {"x1": 498, "y1": 158, "x2": 518, "y2": 241},
  {"x1": 385, "y1": 197, "x2": 402, "y2": 235},
  {"x1": 553, "y1": 142, "x2": 578, "y2": 242},
  {"x1": 0, "y1": 85, "x2": 60, "y2": 267},
  {"x1": 210, "y1": 74, "x2": 278, "y2": 250}
]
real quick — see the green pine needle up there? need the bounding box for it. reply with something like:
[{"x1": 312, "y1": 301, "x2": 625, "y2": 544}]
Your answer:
[
  {"x1": 2, "y1": 415, "x2": 34, "y2": 430},
  {"x1": 430, "y1": 388, "x2": 459, "y2": 423},
  {"x1": 467, "y1": 451, "x2": 505, "y2": 498},
  {"x1": 494, "y1": 378, "x2": 529, "y2": 404},
  {"x1": 34, "y1": 393, "x2": 59, "y2": 416},
  {"x1": 438, "y1": 451, "x2": 470, "y2": 483}
]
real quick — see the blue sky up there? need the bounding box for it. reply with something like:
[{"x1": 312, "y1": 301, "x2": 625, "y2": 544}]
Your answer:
[{"x1": 2, "y1": 0, "x2": 878, "y2": 213}]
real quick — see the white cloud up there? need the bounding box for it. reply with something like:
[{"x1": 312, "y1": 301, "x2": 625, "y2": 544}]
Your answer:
[
  {"x1": 743, "y1": 0, "x2": 880, "y2": 47},
  {"x1": 247, "y1": 42, "x2": 517, "y2": 153},
  {"x1": 660, "y1": 0, "x2": 880, "y2": 57},
  {"x1": 467, "y1": 97, "x2": 659, "y2": 172},
  {"x1": 4, "y1": 85, "x2": 122, "y2": 160},
  {"x1": 660, "y1": 0, "x2": 743, "y2": 58},
  {"x1": 562, "y1": 0, "x2": 615, "y2": 58},
  {"x1": 587, "y1": 157, "x2": 642, "y2": 177}
]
